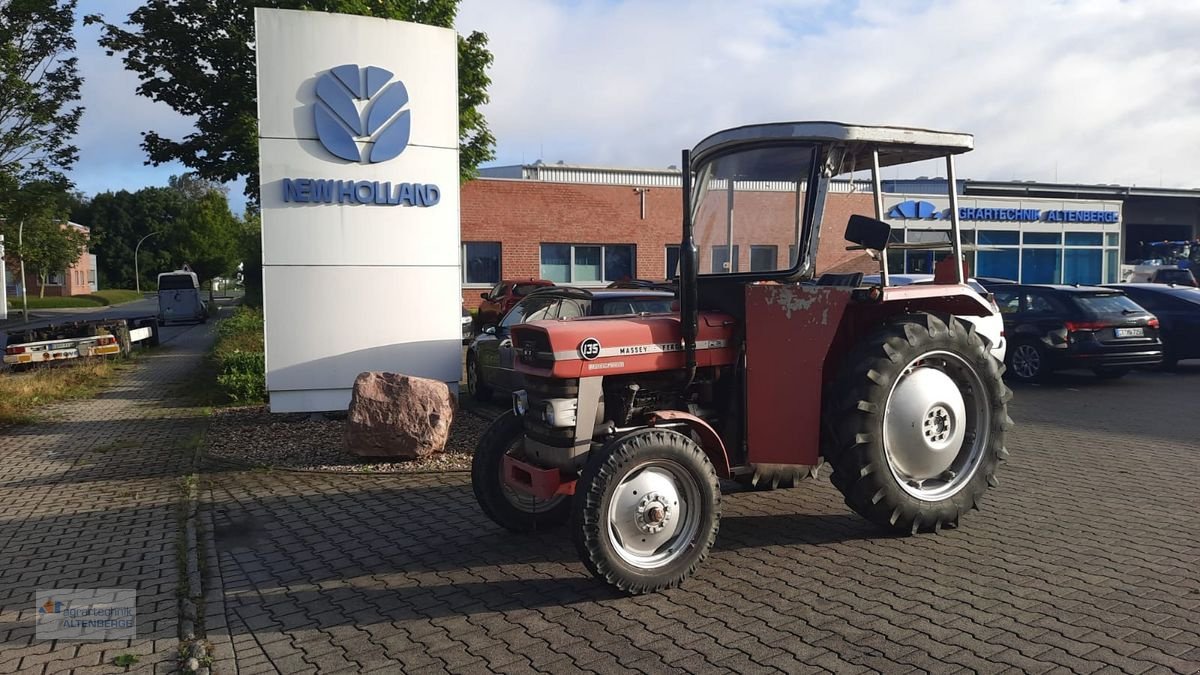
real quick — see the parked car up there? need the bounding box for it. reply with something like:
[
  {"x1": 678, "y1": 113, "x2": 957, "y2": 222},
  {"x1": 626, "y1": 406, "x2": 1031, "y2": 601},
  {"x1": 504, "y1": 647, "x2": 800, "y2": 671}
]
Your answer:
[
  {"x1": 461, "y1": 306, "x2": 474, "y2": 343},
  {"x1": 989, "y1": 284, "x2": 1162, "y2": 382},
  {"x1": 1149, "y1": 268, "x2": 1198, "y2": 287},
  {"x1": 467, "y1": 287, "x2": 675, "y2": 400},
  {"x1": 862, "y1": 273, "x2": 1006, "y2": 362},
  {"x1": 1102, "y1": 283, "x2": 1200, "y2": 368},
  {"x1": 974, "y1": 276, "x2": 1018, "y2": 286},
  {"x1": 475, "y1": 279, "x2": 555, "y2": 329}
]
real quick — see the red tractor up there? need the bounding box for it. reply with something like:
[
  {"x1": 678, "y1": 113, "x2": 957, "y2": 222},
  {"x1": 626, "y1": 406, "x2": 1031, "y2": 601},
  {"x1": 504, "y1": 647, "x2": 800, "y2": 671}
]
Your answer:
[{"x1": 472, "y1": 122, "x2": 1012, "y2": 594}]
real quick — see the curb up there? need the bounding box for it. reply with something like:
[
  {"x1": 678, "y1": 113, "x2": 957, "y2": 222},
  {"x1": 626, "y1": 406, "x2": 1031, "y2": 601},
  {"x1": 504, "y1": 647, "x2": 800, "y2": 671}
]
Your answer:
[{"x1": 177, "y1": 473, "x2": 214, "y2": 674}]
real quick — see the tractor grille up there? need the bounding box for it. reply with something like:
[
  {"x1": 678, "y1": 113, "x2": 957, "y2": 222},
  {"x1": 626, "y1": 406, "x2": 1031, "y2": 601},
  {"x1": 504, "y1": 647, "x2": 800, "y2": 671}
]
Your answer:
[
  {"x1": 514, "y1": 331, "x2": 555, "y2": 369},
  {"x1": 520, "y1": 375, "x2": 579, "y2": 446},
  {"x1": 522, "y1": 375, "x2": 579, "y2": 399}
]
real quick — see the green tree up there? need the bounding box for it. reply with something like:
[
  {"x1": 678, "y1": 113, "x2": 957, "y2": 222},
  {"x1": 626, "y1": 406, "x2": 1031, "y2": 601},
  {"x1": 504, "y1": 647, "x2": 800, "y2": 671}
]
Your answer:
[
  {"x1": 20, "y1": 219, "x2": 89, "y2": 297},
  {"x1": 79, "y1": 187, "x2": 186, "y2": 289},
  {"x1": 164, "y1": 187, "x2": 241, "y2": 295},
  {"x1": 1, "y1": 182, "x2": 86, "y2": 299},
  {"x1": 78, "y1": 174, "x2": 242, "y2": 292},
  {"x1": 88, "y1": 0, "x2": 495, "y2": 203},
  {"x1": 4, "y1": 183, "x2": 88, "y2": 297},
  {"x1": 0, "y1": 0, "x2": 83, "y2": 217},
  {"x1": 238, "y1": 210, "x2": 263, "y2": 307}
]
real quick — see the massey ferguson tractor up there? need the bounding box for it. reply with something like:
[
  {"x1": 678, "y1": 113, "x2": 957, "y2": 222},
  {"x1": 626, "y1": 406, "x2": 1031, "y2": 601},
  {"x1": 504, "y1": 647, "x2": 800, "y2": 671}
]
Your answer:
[{"x1": 472, "y1": 122, "x2": 1012, "y2": 594}]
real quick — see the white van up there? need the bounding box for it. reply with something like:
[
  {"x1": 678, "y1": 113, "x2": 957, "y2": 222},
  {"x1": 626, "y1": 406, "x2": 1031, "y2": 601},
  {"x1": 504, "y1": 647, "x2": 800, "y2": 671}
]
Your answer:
[{"x1": 157, "y1": 270, "x2": 207, "y2": 325}]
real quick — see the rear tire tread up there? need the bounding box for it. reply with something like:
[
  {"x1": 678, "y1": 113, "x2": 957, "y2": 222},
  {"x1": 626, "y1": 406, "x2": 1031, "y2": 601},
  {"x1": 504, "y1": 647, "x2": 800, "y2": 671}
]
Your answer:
[{"x1": 823, "y1": 312, "x2": 1009, "y2": 535}]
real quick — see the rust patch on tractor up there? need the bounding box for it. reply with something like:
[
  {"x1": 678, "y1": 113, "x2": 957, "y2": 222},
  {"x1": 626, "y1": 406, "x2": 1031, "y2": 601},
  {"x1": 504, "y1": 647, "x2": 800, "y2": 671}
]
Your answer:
[{"x1": 761, "y1": 284, "x2": 843, "y2": 324}]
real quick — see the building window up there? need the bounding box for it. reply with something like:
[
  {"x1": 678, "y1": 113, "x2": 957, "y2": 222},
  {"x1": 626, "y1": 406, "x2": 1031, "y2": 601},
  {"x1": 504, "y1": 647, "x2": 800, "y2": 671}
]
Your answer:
[
  {"x1": 978, "y1": 230, "x2": 1020, "y2": 246},
  {"x1": 1023, "y1": 232, "x2": 1062, "y2": 245},
  {"x1": 665, "y1": 245, "x2": 680, "y2": 279},
  {"x1": 1064, "y1": 248, "x2": 1103, "y2": 284},
  {"x1": 749, "y1": 245, "x2": 777, "y2": 272},
  {"x1": 1105, "y1": 249, "x2": 1120, "y2": 283},
  {"x1": 976, "y1": 249, "x2": 1019, "y2": 281},
  {"x1": 1022, "y1": 248, "x2": 1062, "y2": 284},
  {"x1": 462, "y1": 242, "x2": 500, "y2": 285},
  {"x1": 47, "y1": 271, "x2": 63, "y2": 285},
  {"x1": 540, "y1": 244, "x2": 636, "y2": 284},
  {"x1": 712, "y1": 245, "x2": 740, "y2": 273},
  {"x1": 1065, "y1": 232, "x2": 1103, "y2": 246},
  {"x1": 1105, "y1": 233, "x2": 1120, "y2": 247}
]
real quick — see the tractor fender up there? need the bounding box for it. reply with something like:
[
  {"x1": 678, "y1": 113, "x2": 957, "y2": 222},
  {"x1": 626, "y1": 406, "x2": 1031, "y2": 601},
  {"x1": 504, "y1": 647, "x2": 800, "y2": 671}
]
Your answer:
[
  {"x1": 878, "y1": 284, "x2": 992, "y2": 317},
  {"x1": 647, "y1": 410, "x2": 731, "y2": 478}
]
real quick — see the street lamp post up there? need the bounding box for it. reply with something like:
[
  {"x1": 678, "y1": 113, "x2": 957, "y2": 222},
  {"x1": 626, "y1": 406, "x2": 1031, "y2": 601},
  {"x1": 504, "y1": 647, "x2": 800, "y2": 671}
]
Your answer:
[
  {"x1": 134, "y1": 231, "x2": 160, "y2": 296},
  {"x1": 18, "y1": 220, "x2": 27, "y2": 323}
]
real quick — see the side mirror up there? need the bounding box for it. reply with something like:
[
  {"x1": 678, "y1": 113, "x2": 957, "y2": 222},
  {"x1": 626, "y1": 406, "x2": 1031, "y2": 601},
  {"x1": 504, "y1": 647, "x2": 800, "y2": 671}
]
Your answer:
[
  {"x1": 482, "y1": 325, "x2": 497, "y2": 335},
  {"x1": 480, "y1": 292, "x2": 489, "y2": 300},
  {"x1": 845, "y1": 215, "x2": 892, "y2": 251}
]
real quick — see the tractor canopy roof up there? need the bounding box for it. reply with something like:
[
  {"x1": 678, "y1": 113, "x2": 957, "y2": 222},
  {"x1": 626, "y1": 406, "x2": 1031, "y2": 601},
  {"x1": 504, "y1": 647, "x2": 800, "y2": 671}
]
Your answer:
[{"x1": 690, "y1": 121, "x2": 973, "y2": 175}]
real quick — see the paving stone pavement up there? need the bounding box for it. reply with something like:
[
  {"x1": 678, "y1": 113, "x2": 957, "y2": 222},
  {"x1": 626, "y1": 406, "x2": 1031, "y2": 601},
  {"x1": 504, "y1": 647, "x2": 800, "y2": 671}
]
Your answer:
[
  {"x1": 204, "y1": 365, "x2": 1200, "y2": 674},
  {"x1": 0, "y1": 323, "x2": 216, "y2": 674}
]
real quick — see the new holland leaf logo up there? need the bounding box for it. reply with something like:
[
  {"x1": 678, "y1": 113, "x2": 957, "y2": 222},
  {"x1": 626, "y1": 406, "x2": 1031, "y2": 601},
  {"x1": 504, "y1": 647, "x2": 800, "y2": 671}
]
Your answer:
[
  {"x1": 887, "y1": 200, "x2": 945, "y2": 219},
  {"x1": 314, "y1": 64, "x2": 411, "y2": 163}
]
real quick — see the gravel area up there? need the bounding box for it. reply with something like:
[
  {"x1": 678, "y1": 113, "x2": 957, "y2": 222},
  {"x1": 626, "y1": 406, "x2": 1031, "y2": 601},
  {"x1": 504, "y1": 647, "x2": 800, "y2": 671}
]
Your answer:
[{"x1": 205, "y1": 404, "x2": 499, "y2": 473}]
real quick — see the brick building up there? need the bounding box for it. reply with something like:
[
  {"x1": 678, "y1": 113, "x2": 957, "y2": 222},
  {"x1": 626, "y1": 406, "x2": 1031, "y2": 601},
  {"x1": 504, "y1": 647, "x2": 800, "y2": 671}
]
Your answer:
[
  {"x1": 460, "y1": 164, "x2": 877, "y2": 309},
  {"x1": 3, "y1": 222, "x2": 96, "y2": 299}
]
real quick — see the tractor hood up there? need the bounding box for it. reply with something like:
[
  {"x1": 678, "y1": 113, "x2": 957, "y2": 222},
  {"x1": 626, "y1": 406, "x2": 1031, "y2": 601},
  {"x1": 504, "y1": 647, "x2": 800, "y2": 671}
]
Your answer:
[{"x1": 510, "y1": 312, "x2": 737, "y2": 379}]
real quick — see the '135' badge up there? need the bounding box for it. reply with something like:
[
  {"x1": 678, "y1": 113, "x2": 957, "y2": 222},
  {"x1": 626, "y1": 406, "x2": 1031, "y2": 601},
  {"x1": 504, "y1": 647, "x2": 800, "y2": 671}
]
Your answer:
[{"x1": 579, "y1": 338, "x2": 601, "y2": 360}]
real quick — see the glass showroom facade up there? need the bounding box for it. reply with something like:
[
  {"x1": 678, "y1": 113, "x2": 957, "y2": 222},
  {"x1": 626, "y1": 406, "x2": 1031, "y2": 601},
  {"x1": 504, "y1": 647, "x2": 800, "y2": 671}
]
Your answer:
[{"x1": 883, "y1": 195, "x2": 1123, "y2": 284}]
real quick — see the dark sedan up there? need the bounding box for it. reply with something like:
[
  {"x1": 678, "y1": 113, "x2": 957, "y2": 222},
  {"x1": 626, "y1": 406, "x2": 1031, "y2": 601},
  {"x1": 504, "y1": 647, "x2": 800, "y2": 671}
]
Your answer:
[
  {"x1": 466, "y1": 288, "x2": 675, "y2": 401},
  {"x1": 1102, "y1": 283, "x2": 1200, "y2": 369},
  {"x1": 990, "y1": 284, "x2": 1162, "y2": 382}
]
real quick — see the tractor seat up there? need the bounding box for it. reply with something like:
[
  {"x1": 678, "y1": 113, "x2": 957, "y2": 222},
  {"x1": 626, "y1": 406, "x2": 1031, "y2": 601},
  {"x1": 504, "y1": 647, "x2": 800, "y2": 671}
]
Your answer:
[{"x1": 814, "y1": 272, "x2": 864, "y2": 288}]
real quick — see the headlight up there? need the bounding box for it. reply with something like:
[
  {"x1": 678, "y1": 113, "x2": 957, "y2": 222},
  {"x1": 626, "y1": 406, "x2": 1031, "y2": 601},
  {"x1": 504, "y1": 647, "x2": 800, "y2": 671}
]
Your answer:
[
  {"x1": 512, "y1": 390, "x2": 529, "y2": 416},
  {"x1": 461, "y1": 315, "x2": 473, "y2": 325}
]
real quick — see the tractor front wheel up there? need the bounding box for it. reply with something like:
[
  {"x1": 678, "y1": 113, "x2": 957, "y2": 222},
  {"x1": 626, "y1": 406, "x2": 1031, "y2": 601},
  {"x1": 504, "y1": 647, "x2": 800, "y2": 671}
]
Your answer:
[
  {"x1": 471, "y1": 411, "x2": 570, "y2": 532},
  {"x1": 572, "y1": 429, "x2": 720, "y2": 594},
  {"x1": 824, "y1": 313, "x2": 1011, "y2": 534}
]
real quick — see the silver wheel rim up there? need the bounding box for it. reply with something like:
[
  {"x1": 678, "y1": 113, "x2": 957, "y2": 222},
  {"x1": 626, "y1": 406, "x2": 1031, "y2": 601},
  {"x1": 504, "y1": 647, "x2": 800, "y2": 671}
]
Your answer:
[
  {"x1": 1011, "y1": 344, "x2": 1040, "y2": 379},
  {"x1": 500, "y1": 436, "x2": 565, "y2": 513},
  {"x1": 882, "y1": 350, "x2": 991, "y2": 502},
  {"x1": 467, "y1": 359, "x2": 478, "y2": 394},
  {"x1": 606, "y1": 459, "x2": 703, "y2": 569}
]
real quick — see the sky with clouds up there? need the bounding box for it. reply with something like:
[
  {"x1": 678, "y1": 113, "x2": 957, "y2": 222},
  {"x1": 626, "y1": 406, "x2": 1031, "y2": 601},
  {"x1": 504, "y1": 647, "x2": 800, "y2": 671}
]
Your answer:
[{"x1": 70, "y1": 0, "x2": 1200, "y2": 211}]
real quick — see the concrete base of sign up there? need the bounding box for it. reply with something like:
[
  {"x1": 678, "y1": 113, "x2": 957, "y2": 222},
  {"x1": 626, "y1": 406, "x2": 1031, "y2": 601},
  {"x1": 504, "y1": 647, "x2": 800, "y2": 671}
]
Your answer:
[{"x1": 268, "y1": 383, "x2": 461, "y2": 414}]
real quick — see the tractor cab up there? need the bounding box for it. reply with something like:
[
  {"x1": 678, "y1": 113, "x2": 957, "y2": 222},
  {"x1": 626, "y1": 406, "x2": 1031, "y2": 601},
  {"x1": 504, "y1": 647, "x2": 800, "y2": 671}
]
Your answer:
[{"x1": 473, "y1": 122, "x2": 1011, "y2": 595}]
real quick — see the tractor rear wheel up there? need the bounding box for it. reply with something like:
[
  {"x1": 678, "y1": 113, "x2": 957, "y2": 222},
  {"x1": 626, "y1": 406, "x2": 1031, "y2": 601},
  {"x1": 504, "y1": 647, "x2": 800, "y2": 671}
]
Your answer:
[
  {"x1": 472, "y1": 411, "x2": 570, "y2": 532},
  {"x1": 571, "y1": 428, "x2": 720, "y2": 594},
  {"x1": 823, "y1": 313, "x2": 1011, "y2": 534}
]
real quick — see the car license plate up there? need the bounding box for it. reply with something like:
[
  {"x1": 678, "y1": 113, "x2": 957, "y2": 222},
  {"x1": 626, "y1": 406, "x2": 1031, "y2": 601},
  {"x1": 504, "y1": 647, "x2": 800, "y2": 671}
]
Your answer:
[{"x1": 1114, "y1": 327, "x2": 1143, "y2": 338}]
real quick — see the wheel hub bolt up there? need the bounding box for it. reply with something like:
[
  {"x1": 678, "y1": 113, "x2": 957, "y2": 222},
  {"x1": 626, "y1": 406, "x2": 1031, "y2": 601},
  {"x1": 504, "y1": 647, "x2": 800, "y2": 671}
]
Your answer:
[{"x1": 636, "y1": 493, "x2": 671, "y2": 533}]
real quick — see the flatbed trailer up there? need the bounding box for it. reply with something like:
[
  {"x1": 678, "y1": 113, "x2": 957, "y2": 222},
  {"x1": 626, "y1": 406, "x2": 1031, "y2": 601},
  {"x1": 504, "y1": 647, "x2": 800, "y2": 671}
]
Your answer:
[{"x1": 3, "y1": 316, "x2": 159, "y2": 372}]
